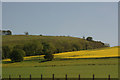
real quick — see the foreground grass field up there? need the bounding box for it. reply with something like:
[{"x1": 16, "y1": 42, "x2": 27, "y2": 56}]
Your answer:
[{"x1": 2, "y1": 47, "x2": 119, "y2": 78}]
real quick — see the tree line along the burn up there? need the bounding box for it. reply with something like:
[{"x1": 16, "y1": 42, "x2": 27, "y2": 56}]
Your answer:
[{"x1": 2, "y1": 35, "x2": 110, "y2": 62}]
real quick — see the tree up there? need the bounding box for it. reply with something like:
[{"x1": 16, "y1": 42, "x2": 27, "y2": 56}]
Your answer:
[
  {"x1": 42, "y1": 42, "x2": 55, "y2": 54},
  {"x1": 23, "y1": 42, "x2": 43, "y2": 56},
  {"x1": 24, "y1": 32, "x2": 29, "y2": 35},
  {"x1": 35, "y1": 42, "x2": 43, "y2": 55},
  {"x1": 42, "y1": 42, "x2": 55, "y2": 61},
  {"x1": 40, "y1": 34, "x2": 43, "y2": 36},
  {"x1": 44, "y1": 53, "x2": 54, "y2": 61},
  {"x1": 83, "y1": 36, "x2": 85, "y2": 39},
  {"x1": 86, "y1": 37, "x2": 93, "y2": 41},
  {"x1": 23, "y1": 43, "x2": 37, "y2": 56},
  {"x1": 9, "y1": 49, "x2": 25, "y2": 62},
  {"x1": 2, "y1": 46, "x2": 11, "y2": 59},
  {"x1": 7, "y1": 30, "x2": 12, "y2": 35}
]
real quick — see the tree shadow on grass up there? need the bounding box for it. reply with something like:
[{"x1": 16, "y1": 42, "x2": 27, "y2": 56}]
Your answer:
[
  {"x1": 2, "y1": 61, "x2": 13, "y2": 64},
  {"x1": 39, "y1": 59, "x2": 52, "y2": 63}
]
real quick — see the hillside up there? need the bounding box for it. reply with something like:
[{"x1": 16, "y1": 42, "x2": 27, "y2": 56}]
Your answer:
[
  {"x1": 2, "y1": 35, "x2": 108, "y2": 59},
  {"x1": 2, "y1": 35, "x2": 107, "y2": 48}
]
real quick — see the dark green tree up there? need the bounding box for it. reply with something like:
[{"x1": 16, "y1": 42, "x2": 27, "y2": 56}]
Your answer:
[
  {"x1": 42, "y1": 42, "x2": 55, "y2": 60},
  {"x1": 7, "y1": 30, "x2": 12, "y2": 35},
  {"x1": 23, "y1": 42, "x2": 43, "y2": 56},
  {"x1": 35, "y1": 42, "x2": 43, "y2": 55},
  {"x1": 13, "y1": 45, "x2": 24, "y2": 50},
  {"x1": 9, "y1": 49, "x2": 25, "y2": 62},
  {"x1": 2, "y1": 46, "x2": 11, "y2": 59},
  {"x1": 86, "y1": 37, "x2": 93, "y2": 41},
  {"x1": 42, "y1": 42, "x2": 55, "y2": 54},
  {"x1": 24, "y1": 32, "x2": 29, "y2": 35},
  {"x1": 44, "y1": 53, "x2": 54, "y2": 61},
  {"x1": 23, "y1": 43, "x2": 37, "y2": 56}
]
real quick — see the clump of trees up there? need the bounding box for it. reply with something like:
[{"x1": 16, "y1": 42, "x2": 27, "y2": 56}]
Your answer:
[{"x1": 2, "y1": 30, "x2": 12, "y2": 35}]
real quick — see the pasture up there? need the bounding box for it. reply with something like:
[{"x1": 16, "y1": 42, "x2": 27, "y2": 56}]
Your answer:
[{"x1": 2, "y1": 47, "x2": 119, "y2": 78}]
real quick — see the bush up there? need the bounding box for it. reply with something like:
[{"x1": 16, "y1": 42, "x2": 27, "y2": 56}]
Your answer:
[
  {"x1": 44, "y1": 53, "x2": 54, "y2": 61},
  {"x1": 9, "y1": 49, "x2": 25, "y2": 62},
  {"x1": 86, "y1": 37, "x2": 93, "y2": 41}
]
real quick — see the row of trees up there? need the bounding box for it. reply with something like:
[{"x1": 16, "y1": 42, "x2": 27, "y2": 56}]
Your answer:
[
  {"x1": 2, "y1": 30, "x2": 12, "y2": 35},
  {"x1": 2, "y1": 42, "x2": 54, "y2": 62}
]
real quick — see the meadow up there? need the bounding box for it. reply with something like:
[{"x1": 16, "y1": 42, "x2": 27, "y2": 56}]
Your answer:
[{"x1": 2, "y1": 46, "x2": 119, "y2": 78}]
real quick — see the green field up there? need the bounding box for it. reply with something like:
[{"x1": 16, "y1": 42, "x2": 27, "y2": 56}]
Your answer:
[{"x1": 2, "y1": 57, "x2": 118, "y2": 78}]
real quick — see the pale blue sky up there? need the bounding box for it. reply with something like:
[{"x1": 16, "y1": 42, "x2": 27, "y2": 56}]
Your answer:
[
  {"x1": 2, "y1": 0, "x2": 120, "y2": 2},
  {"x1": 2, "y1": 2, "x2": 118, "y2": 46}
]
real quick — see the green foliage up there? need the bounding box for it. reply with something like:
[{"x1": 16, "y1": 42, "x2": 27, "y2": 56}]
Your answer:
[
  {"x1": 40, "y1": 34, "x2": 43, "y2": 36},
  {"x1": 86, "y1": 37, "x2": 93, "y2": 41},
  {"x1": 35, "y1": 42, "x2": 43, "y2": 55},
  {"x1": 13, "y1": 45, "x2": 24, "y2": 50},
  {"x1": 6, "y1": 30, "x2": 12, "y2": 35},
  {"x1": 9, "y1": 49, "x2": 25, "y2": 62},
  {"x1": 23, "y1": 43, "x2": 37, "y2": 56},
  {"x1": 24, "y1": 32, "x2": 29, "y2": 35},
  {"x1": 2, "y1": 46, "x2": 11, "y2": 59},
  {"x1": 23, "y1": 42, "x2": 43, "y2": 56},
  {"x1": 44, "y1": 53, "x2": 54, "y2": 61},
  {"x1": 42, "y1": 42, "x2": 55, "y2": 54}
]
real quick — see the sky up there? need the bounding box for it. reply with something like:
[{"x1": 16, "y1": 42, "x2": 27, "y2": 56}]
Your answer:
[
  {"x1": 1, "y1": 0, "x2": 120, "y2": 2},
  {"x1": 2, "y1": 2, "x2": 118, "y2": 46}
]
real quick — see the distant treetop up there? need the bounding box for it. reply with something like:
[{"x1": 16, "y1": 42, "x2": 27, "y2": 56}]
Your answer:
[{"x1": 0, "y1": 30, "x2": 12, "y2": 35}]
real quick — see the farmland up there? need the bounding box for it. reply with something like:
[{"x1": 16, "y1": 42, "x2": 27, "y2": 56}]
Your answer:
[{"x1": 2, "y1": 46, "x2": 119, "y2": 78}]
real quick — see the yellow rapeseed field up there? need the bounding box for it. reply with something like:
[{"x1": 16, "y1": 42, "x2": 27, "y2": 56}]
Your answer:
[
  {"x1": 2, "y1": 55, "x2": 43, "y2": 61},
  {"x1": 54, "y1": 46, "x2": 119, "y2": 58}
]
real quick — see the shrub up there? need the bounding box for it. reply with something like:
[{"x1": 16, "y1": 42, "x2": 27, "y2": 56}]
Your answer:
[
  {"x1": 9, "y1": 49, "x2": 25, "y2": 62},
  {"x1": 44, "y1": 53, "x2": 54, "y2": 61},
  {"x1": 86, "y1": 37, "x2": 93, "y2": 41}
]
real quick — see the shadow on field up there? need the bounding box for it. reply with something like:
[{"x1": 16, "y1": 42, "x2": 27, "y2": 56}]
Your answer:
[
  {"x1": 2, "y1": 61, "x2": 13, "y2": 64},
  {"x1": 39, "y1": 60, "x2": 52, "y2": 63}
]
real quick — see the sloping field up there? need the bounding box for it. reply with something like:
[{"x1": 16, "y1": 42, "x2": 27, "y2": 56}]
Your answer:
[{"x1": 54, "y1": 46, "x2": 119, "y2": 59}]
